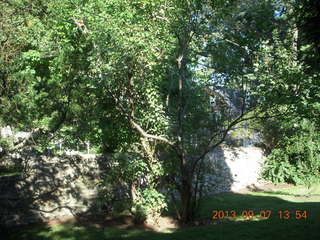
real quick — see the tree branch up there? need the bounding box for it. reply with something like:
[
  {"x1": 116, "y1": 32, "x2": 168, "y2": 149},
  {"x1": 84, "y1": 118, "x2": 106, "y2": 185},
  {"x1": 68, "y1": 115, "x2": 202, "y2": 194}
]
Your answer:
[{"x1": 129, "y1": 118, "x2": 174, "y2": 146}]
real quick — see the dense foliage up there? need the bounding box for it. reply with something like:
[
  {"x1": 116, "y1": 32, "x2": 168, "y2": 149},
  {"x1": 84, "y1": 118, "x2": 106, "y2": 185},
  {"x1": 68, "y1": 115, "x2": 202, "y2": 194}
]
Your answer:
[
  {"x1": 257, "y1": 0, "x2": 320, "y2": 185},
  {"x1": 262, "y1": 118, "x2": 320, "y2": 185}
]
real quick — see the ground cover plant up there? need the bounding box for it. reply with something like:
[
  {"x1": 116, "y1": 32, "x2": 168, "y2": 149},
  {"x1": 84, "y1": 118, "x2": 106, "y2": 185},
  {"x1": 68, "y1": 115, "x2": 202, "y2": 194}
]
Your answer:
[{"x1": 5, "y1": 184, "x2": 320, "y2": 240}]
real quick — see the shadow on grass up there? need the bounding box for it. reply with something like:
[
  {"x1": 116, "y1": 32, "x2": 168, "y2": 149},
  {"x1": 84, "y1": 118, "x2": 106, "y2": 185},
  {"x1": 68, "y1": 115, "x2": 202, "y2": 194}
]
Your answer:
[{"x1": 4, "y1": 192, "x2": 320, "y2": 240}]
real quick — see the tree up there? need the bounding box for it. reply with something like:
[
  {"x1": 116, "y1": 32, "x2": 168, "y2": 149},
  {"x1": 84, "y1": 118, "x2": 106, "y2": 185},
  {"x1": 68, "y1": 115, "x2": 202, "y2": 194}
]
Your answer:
[
  {"x1": 255, "y1": 0, "x2": 320, "y2": 186},
  {"x1": 78, "y1": 0, "x2": 278, "y2": 222}
]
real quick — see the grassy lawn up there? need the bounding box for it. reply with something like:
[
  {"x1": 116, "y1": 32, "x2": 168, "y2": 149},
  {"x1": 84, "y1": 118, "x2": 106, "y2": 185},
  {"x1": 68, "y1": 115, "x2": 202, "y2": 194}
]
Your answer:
[
  {"x1": 0, "y1": 171, "x2": 21, "y2": 176},
  {"x1": 4, "y1": 184, "x2": 320, "y2": 240},
  {"x1": 0, "y1": 165, "x2": 22, "y2": 176}
]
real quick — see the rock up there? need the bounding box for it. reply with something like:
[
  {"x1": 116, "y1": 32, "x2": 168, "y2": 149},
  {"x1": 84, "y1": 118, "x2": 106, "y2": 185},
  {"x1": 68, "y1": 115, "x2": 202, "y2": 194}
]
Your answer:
[{"x1": 0, "y1": 153, "x2": 104, "y2": 226}]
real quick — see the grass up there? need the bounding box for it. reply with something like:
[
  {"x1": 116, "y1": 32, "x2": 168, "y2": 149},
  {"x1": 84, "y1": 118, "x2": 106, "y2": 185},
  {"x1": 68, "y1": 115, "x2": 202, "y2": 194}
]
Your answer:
[
  {"x1": 260, "y1": 184, "x2": 320, "y2": 197},
  {"x1": 0, "y1": 168, "x2": 22, "y2": 176},
  {"x1": 4, "y1": 184, "x2": 320, "y2": 240},
  {"x1": 0, "y1": 171, "x2": 22, "y2": 176},
  {"x1": 0, "y1": 164, "x2": 22, "y2": 176}
]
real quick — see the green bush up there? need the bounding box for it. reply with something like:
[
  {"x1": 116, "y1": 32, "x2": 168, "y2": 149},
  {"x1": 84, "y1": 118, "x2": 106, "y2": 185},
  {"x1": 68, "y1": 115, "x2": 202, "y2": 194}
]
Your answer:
[
  {"x1": 96, "y1": 152, "x2": 167, "y2": 223},
  {"x1": 132, "y1": 204, "x2": 148, "y2": 224},
  {"x1": 262, "y1": 119, "x2": 320, "y2": 185},
  {"x1": 130, "y1": 187, "x2": 167, "y2": 224},
  {"x1": 0, "y1": 137, "x2": 14, "y2": 151}
]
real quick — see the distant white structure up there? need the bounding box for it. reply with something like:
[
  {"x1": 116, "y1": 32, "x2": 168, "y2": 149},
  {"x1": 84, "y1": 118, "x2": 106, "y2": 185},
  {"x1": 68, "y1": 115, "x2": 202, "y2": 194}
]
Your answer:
[
  {"x1": 15, "y1": 131, "x2": 32, "y2": 140},
  {"x1": 0, "y1": 126, "x2": 13, "y2": 138},
  {"x1": 1, "y1": 126, "x2": 33, "y2": 142},
  {"x1": 1, "y1": 125, "x2": 92, "y2": 155},
  {"x1": 65, "y1": 150, "x2": 78, "y2": 156}
]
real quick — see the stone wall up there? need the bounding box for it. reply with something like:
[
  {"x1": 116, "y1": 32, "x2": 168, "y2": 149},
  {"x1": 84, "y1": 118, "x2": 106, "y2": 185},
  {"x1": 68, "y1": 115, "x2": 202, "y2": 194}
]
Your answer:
[
  {"x1": 0, "y1": 146, "x2": 265, "y2": 227},
  {"x1": 203, "y1": 145, "x2": 265, "y2": 194},
  {"x1": 0, "y1": 152, "x2": 106, "y2": 226}
]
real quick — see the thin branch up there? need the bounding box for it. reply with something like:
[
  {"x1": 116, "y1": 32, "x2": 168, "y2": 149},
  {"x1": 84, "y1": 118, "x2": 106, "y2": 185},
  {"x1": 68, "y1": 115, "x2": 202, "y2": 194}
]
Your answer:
[
  {"x1": 129, "y1": 118, "x2": 174, "y2": 146},
  {"x1": 154, "y1": 15, "x2": 170, "y2": 24}
]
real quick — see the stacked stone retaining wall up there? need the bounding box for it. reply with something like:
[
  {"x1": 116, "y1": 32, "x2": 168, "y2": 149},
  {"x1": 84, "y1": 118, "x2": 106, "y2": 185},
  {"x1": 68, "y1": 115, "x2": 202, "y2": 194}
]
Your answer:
[
  {"x1": 0, "y1": 146, "x2": 265, "y2": 226},
  {"x1": 0, "y1": 152, "x2": 105, "y2": 226}
]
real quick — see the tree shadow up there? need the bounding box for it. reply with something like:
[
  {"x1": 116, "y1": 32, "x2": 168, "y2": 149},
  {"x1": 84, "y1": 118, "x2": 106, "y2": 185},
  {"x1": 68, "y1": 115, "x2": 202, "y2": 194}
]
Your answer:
[
  {"x1": 4, "y1": 192, "x2": 320, "y2": 240},
  {"x1": 0, "y1": 150, "x2": 104, "y2": 230},
  {"x1": 202, "y1": 146, "x2": 234, "y2": 195}
]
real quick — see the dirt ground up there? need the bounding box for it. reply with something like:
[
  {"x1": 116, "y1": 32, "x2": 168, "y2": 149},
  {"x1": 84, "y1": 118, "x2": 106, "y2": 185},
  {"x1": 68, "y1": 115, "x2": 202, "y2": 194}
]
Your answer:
[{"x1": 46, "y1": 214, "x2": 179, "y2": 232}]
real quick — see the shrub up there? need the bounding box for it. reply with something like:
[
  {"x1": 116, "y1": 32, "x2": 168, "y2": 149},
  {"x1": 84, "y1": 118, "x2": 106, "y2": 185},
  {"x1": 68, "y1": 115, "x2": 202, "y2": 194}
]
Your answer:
[
  {"x1": 262, "y1": 119, "x2": 320, "y2": 185},
  {"x1": 96, "y1": 152, "x2": 167, "y2": 223}
]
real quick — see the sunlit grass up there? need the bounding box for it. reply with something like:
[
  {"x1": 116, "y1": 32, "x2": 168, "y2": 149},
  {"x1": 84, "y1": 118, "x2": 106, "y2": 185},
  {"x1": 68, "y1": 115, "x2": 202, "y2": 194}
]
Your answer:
[
  {"x1": 267, "y1": 183, "x2": 320, "y2": 196},
  {"x1": 248, "y1": 183, "x2": 320, "y2": 202}
]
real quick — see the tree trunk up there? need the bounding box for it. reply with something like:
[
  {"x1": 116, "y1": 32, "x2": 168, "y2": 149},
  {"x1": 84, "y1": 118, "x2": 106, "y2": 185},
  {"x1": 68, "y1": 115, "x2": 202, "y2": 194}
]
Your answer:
[
  {"x1": 130, "y1": 181, "x2": 139, "y2": 203},
  {"x1": 179, "y1": 172, "x2": 194, "y2": 223},
  {"x1": 180, "y1": 159, "x2": 193, "y2": 224}
]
